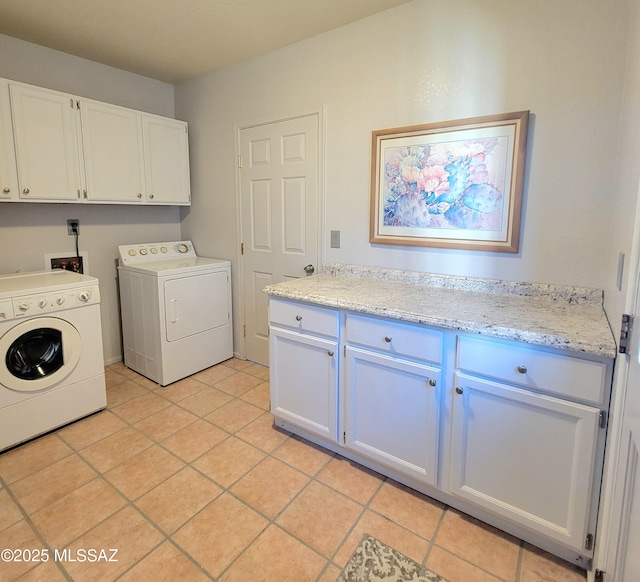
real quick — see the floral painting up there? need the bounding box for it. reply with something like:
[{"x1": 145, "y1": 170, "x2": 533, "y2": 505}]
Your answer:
[{"x1": 370, "y1": 111, "x2": 529, "y2": 252}]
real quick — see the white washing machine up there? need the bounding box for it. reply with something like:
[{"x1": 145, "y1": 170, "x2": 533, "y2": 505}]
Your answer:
[
  {"x1": 0, "y1": 270, "x2": 106, "y2": 452},
  {"x1": 117, "y1": 241, "x2": 233, "y2": 386}
]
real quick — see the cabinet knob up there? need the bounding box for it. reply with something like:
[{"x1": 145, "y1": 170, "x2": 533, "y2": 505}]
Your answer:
[
  {"x1": 384, "y1": 336, "x2": 392, "y2": 343},
  {"x1": 295, "y1": 315, "x2": 302, "y2": 321},
  {"x1": 2, "y1": 187, "x2": 9, "y2": 193},
  {"x1": 149, "y1": 194, "x2": 154, "y2": 199},
  {"x1": 23, "y1": 188, "x2": 30, "y2": 194},
  {"x1": 137, "y1": 193, "x2": 143, "y2": 198},
  {"x1": 428, "y1": 378, "x2": 437, "y2": 387},
  {"x1": 517, "y1": 365, "x2": 528, "y2": 374},
  {"x1": 455, "y1": 386, "x2": 463, "y2": 395},
  {"x1": 327, "y1": 350, "x2": 334, "y2": 357}
]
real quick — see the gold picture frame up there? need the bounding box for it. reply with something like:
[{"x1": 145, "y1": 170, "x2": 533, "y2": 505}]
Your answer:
[{"x1": 370, "y1": 111, "x2": 529, "y2": 252}]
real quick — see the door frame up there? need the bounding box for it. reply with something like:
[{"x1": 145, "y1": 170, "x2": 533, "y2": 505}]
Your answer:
[
  {"x1": 593, "y1": 180, "x2": 640, "y2": 580},
  {"x1": 234, "y1": 106, "x2": 326, "y2": 360}
]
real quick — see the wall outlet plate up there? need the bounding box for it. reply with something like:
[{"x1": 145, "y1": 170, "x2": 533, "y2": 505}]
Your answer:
[
  {"x1": 67, "y1": 219, "x2": 79, "y2": 235},
  {"x1": 330, "y1": 230, "x2": 341, "y2": 248}
]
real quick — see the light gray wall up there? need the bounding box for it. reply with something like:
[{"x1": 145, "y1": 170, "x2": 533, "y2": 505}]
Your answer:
[
  {"x1": 0, "y1": 34, "x2": 182, "y2": 364},
  {"x1": 176, "y1": 0, "x2": 631, "y2": 353}
]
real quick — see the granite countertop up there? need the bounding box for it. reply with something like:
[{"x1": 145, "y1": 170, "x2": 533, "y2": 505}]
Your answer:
[{"x1": 263, "y1": 263, "x2": 617, "y2": 359}]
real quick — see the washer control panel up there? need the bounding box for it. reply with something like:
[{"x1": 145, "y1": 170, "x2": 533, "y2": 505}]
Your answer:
[
  {"x1": 118, "y1": 241, "x2": 196, "y2": 266},
  {"x1": 12, "y1": 285, "x2": 100, "y2": 318}
]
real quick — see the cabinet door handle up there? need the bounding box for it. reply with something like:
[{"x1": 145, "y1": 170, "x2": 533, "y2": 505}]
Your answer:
[
  {"x1": 455, "y1": 386, "x2": 463, "y2": 394},
  {"x1": 295, "y1": 315, "x2": 302, "y2": 321},
  {"x1": 428, "y1": 378, "x2": 437, "y2": 387},
  {"x1": 327, "y1": 350, "x2": 334, "y2": 357},
  {"x1": 384, "y1": 336, "x2": 392, "y2": 343},
  {"x1": 517, "y1": 365, "x2": 528, "y2": 374}
]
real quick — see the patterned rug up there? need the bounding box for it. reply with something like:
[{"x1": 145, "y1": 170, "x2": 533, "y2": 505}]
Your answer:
[{"x1": 337, "y1": 535, "x2": 448, "y2": 582}]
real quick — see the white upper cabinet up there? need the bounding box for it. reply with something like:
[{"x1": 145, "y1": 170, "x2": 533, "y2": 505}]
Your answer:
[
  {"x1": 80, "y1": 99, "x2": 145, "y2": 203},
  {"x1": 142, "y1": 113, "x2": 190, "y2": 205},
  {"x1": 10, "y1": 82, "x2": 82, "y2": 202},
  {"x1": 0, "y1": 80, "x2": 18, "y2": 201},
  {"x1": 0, "y1": 78, "x2": 191, "y2": 205}
]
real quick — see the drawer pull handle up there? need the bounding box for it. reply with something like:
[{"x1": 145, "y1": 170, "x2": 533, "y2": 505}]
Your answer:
[
  {"x1": 517, "y1": 365, "x2": 528, "y2": 374},
  {"x1": 428, "y1": 378, "x2": 437, "y2": 387},
  {"x1": 327, "y1": 350, "x2": 334, "y2": 357},
  {"x1": 384, "y1": 336, "x2": 392, "y2": 343},
  {"x1": 295, "y1": 315, "x2": 303, "y2": 321},
  {"x1": 455, "y1": 386, "x2": 463, "y2": 395}
]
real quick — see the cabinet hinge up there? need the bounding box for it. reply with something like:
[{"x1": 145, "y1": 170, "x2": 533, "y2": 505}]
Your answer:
[
  {"x1": 240, "y1": 242, "x2": 244, "y2": 255},
  {"x1": 343, "y1": 431, "x2": 346, "y2": 444},
  {"x1": 243, "y1": 324, "x2": 246, "y2": 338},
  {"x1": 619, "y1": 313, "x2": 632, "y2": 353},
  {"x1": 585, "y1": 533, "x2": 593, "y2": 550},
  {"x1": 599, "y1": 410, "x2": 607, "y2": 429},
  {"x1": 70, "y1": 98, "x2": 74, "y2": 108},
  {"x1": 594, "y1": 569, "x2": 605, "y2": 582},
  {"x1": 238, "y1": 155, "x2": 243, "y2": 169},
  {"x1": 76, "y1": 100, "x2": 80, "y2": 110}
]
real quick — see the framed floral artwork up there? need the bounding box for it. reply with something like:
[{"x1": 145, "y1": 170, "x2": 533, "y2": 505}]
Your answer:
[{"x1": 370, "y1": 111, "x2": 529, "y2": 252}]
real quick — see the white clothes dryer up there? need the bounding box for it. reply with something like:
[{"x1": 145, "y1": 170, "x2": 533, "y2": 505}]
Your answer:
[
  {"x1": 117, "y1": 241, "x2": 232, "y2": 386},
  {"x1": 0, "y1": 270, "x2": 106, "y2": 451}
]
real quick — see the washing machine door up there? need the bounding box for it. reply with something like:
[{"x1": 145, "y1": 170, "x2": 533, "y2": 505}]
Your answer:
[{"x1": 0, "y1": 317, "x2": 82, "y2": 392}]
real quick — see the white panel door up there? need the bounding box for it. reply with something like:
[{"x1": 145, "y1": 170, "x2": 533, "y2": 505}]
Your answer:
[
  {"x1": 239, "y1": 114, "x2": 319, "y2": 365},
  {"x1": 80, "y1": 99, "x2": 145, "y2": 203},
  {"x1": 450, "y1": 373, "x2": 600, "y2": 550},
  {"x1": 0, "y1": 80, "x2": 18, "y2": 201},
  {"x1": 10, "y1": 83, "x2": 82, "y2": 202},
  {"x1": 142, "y1": 113, "x2": 191, "y2": 205}
]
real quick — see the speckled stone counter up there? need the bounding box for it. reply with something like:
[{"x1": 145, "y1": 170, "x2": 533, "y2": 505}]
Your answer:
[{"x1": 263, "y1": 263, "x2": 617, "y2": 359}]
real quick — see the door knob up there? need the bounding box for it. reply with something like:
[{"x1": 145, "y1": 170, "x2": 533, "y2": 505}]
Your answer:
[
  {"x1": 303, "y1": 264, "x2": 315, "y2": 275},
  {"x1": 455, "y1": 386, "x2": 464, "y2": 394}
]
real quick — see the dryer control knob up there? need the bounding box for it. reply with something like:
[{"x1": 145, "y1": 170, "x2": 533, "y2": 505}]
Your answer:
[
  {"x1": 78, "y1": 291, "x2": 91, "y2": 303},
  {"x1": 18, "y1": 302, "x2": 30, "y2": 312},
  {"x1": 56, "y1": 296, "x2": 65, "y2": 305},
  {"x1": 128, "y1": 249, "x2": 137, "y2": 256}
]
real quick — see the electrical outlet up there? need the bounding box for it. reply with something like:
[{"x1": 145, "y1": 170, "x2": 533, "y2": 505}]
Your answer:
[{"x1": 67, "y1": 219, "x2": 79, "y2": 235}]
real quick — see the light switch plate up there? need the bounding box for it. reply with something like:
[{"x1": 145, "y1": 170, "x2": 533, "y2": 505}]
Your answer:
[{"x1": 330, "y1": 230, "x2": 341, "y2": 248}]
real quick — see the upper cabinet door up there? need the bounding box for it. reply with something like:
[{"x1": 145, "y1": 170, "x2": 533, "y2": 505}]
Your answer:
[
  {"x1": 0, "y1": 80, "x2": 18, "y2": 201},
  {"x1": 142, "y1": 114, "x2": 191, "y2": 205},
  {"x1": 80, "y1": 99, "x2": 145, "y2": 203},
  {"x1": 10, "y1": 83, "x2": 82, "y2": 202}
]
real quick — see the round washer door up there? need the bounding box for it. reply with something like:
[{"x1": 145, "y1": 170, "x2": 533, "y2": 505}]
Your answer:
[{"x1": 0, "y1": 317, "x2": 82, "y2": 392}]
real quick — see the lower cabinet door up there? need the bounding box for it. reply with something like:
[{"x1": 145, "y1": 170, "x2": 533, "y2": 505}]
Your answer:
[
  {"x1": 344, "y1": 346, "x2": 440, "y2": 486},
  {"x1": 269, "y1": 326, "x2": 338, "y2": 442},
  {"x1": 450, "y1": 373, "x2": 600, "y2": 551}
]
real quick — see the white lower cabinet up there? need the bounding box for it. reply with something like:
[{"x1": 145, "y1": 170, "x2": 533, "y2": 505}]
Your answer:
[
  {"x1": 267, "y1": 297, "x2": 612, "y2": 564},
  {"x1": 450, "y1": 372, "x2": 600, "y2": 551},
  {"x1": 344, "y1": 346, "x2": 440, "y2": 485},
  {"x1": 269, "y1": 300, "x2": 339, "y2": 442}
]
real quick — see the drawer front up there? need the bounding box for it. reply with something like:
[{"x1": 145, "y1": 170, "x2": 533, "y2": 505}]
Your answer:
[
  {"x1": 457, "y1": 335, "x2": 607, "y2": 405},
  {"x1": 346, "y1": 313, "x2": 442, "y2": 364},
  {"x1": 269, "y1": 298, "x2": 339, "y2": 338}
]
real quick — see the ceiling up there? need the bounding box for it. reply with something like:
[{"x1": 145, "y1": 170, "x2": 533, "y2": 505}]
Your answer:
[{"x1": 0, "y1": 0, "x2": 412, "y2": 84}]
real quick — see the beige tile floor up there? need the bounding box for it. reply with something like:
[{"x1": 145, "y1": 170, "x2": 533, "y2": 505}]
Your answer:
[{"x1": 0, "y1": 358, "x2": 588, "y2": 582}]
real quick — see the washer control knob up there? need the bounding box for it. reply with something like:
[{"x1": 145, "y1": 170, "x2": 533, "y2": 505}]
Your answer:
[
  {"x1": 140, "y1": 248, "x2": 148, "y2": 255},
  {"x1": 39, "y1": 299, "x2": 48, "y2": 309},
  {"x1": 161, "y1": 246, "x2": 168, "y2": 253},
  {"x1": 18, "y1": 302, "x2": 30, "y2": 312},
  {"x1": 56, "y1": 296, "x2": 65, "y2": 306},
  {"x1": 78, "y1": 291, "x2": 91, "y2": 303},
  {"x1": 128, "y1": 249, "x2": 137, "y2": 256},
  {"x1": 150, "y1": 247, "x2": 158, "y2": 254},
  {"x1": 177, "y1": 244, "x2": 189, "y2": 253}
]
